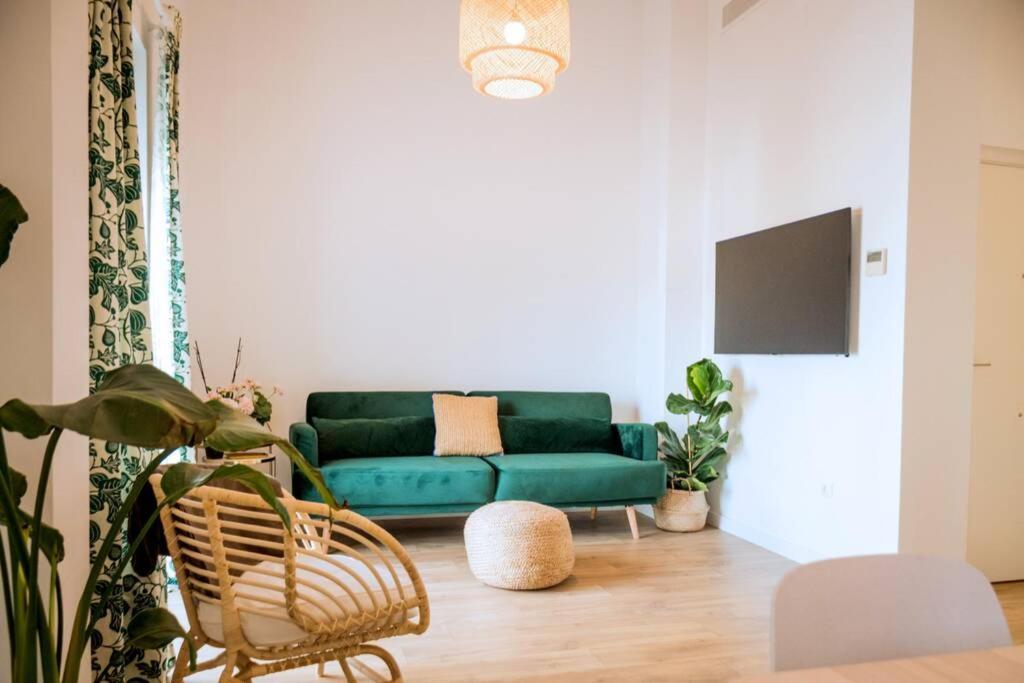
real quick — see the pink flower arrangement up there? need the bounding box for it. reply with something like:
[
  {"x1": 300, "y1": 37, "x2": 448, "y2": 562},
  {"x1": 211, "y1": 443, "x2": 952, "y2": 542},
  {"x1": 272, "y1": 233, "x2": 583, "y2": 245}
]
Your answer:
[
  {"x1": 195, "y1": 339, "x2": 282, "y2": 427},
  {"x1": 207, "y1": 378, "x2": 281, "y2": 426}
]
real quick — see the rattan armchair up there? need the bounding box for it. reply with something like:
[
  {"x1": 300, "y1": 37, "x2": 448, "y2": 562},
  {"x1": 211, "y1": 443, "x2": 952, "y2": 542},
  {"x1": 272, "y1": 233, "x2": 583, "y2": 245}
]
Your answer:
[{"x1": 151, "y1": 474, "x2": 429, "y2": 682}]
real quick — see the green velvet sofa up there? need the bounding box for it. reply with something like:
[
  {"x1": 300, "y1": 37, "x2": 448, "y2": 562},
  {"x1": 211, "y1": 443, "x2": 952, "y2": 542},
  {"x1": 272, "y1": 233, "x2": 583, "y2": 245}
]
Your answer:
[{"x1": 289, "y1": 391, "x2": 665, "y2": 537}]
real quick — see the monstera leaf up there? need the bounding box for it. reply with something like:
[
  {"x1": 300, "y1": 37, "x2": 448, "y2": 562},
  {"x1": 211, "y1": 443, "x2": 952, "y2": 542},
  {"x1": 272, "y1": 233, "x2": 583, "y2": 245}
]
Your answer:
[
  {"x1": 0, "y1": 184, "x2": 28, "y2": 270},
  {"x1": 0, "y1": 364, "x2": 219, "y2": 448}
]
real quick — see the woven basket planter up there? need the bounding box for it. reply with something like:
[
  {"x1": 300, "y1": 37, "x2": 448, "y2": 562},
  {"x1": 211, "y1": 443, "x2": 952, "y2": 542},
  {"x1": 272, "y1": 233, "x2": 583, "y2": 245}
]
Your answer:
[
  {"x1": 654, "y1": 489, "x2": 710, "y2": 532},
  {"x1": 464, "y1": 500, "x2": 575, "y2": 590}
]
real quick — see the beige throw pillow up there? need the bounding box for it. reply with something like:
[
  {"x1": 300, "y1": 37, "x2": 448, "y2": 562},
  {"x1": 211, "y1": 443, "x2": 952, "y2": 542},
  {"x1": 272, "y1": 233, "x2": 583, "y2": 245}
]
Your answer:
[{"x1": 433, "y1": 394, "x2": 503, "y2": 456}]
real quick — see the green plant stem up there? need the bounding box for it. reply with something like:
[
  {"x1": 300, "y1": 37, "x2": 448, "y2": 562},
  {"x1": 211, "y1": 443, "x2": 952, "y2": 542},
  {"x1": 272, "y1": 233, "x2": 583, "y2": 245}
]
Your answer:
[
  {"x1": 14, "y1": 557, "x2": 29, "y2": 682},
  {"x1": 0, "y1": 437, "x2": 59, "y2": 683},
  {"x1": 24, "y1": 429, "x2": 61, "y2": 680},
  {"x1": 0, "y1": 470, "x2": 37, "y2": 682},
  {"x1": 0, "y1": 433, "x2": 15, "y2": 668},
  {"x1": 0, "y1": 537, "x2": 13, "y2": 664},
  {"x1": 54, "y1": 572, "x2": 63, "y2": 666},
  {"x1": 0, "y1": 432, "x2": 25, "y2": 579},
  {"x1": 32, "y1": 587, "x2": 57, "y2": 683},
  {"x1": 61, "y1": 445, "x2": 176, "y2": 683}
]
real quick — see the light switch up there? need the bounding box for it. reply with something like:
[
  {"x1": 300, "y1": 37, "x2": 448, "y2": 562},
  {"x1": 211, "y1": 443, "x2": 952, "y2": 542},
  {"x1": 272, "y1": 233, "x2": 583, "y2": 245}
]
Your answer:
[{"x1": 866, "y1": 249, "x2": 887, "y2": 276}]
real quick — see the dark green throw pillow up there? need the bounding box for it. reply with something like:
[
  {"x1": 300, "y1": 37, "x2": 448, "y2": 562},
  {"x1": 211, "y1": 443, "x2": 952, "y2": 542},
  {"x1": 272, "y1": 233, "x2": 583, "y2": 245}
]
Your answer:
[
  {"x1": 312, "y1": 416, "x2": 435, "y2": 459},
  {"x1": 498, "y1": 416, "x2": 620, "y2": 455}
]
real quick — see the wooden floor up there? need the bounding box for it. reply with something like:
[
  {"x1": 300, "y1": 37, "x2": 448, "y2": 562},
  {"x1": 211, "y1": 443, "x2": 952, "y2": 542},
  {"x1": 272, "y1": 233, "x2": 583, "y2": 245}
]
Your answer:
[
  {"x1": 996, "y1": 582, "x2": 1024, "y2": 644},
  {"x1": 179, "y1": 511, "x2": 1024, "y2": 682}
]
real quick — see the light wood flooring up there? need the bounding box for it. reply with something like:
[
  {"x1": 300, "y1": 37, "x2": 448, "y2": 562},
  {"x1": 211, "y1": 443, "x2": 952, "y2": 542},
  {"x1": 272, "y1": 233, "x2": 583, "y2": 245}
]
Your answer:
[{"x1": 179, "y1": 510, "x2": 1024, "y2": 682}]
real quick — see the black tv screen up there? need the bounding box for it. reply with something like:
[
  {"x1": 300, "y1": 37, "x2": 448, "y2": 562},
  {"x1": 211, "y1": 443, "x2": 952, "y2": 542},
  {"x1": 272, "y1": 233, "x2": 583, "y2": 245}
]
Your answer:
[{"x1": 715, "y1": 208, "x2": 851, "y2": 355}]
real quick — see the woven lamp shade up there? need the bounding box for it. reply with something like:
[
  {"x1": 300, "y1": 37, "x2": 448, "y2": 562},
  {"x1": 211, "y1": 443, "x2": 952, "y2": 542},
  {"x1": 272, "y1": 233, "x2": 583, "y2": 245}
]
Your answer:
[{"x1": 459, "y1": 0, "x2": 571, "y2": 99}]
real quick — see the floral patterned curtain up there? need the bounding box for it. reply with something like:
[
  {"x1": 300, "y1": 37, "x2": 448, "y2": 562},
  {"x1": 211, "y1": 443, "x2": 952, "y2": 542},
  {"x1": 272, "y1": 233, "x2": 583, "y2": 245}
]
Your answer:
[
  {"x1": 158, "y1": 7, "x2": 189, "y2": 393},
  {"x1": 88, "y1": 0, "x2": 170, "y2": 680}
]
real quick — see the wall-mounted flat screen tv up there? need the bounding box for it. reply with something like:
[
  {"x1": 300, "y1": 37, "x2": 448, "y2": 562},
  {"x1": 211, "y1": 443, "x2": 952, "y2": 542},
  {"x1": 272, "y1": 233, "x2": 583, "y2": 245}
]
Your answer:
[{"x1": 715, "y1": 208, "x2": 851, "y2": 355}]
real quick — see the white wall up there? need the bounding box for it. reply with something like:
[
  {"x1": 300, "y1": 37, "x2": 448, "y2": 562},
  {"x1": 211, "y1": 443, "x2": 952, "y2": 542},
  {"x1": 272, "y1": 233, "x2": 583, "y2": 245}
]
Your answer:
[
  {"x1": 0, "y1": 0, "x2": 55, "y2": 499},
  {"x1": 898, "y1": 0, "x2": 982, "y2": 558},
  {"x1": 700, "y1": 0, "x2": 915, "y2": 561},
  {"x1": 634, "y1": 0, "x2": 672, "y2": 423},
  {"x1": 49, "y1": 0, "x2": 90, "y2": 676},
  {"x1": 181, "y1": 1, "x2": 674, "y2": 483},
  {"x1": 981, "y1": 0, "x2": 1024, "y2": 150},
  {"x1": 0, "y1": 0, "x2": 54, "y2": 668},
  {"x1": 663, "y1": 0, "x2": 709, "y2": 404},
  {"x1": 0, "y1": 0, "x2": 88, "y2": 673},
  {"x1": 177, "y1": 0, "x2": 1002, "y2": 562}
]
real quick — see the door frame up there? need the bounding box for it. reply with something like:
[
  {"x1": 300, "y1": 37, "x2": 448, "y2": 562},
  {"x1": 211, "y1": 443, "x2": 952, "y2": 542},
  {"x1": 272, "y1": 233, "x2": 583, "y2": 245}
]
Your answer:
[{"x1": 968, "y1": 148, "x2": 1024, "y2": 580}]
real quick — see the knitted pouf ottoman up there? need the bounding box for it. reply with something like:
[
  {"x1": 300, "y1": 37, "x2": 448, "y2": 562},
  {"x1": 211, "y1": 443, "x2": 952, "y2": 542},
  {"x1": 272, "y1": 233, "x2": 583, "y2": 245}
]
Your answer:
[{"x1": 464, "y1": 500, "x2": 575, "y2": 590}]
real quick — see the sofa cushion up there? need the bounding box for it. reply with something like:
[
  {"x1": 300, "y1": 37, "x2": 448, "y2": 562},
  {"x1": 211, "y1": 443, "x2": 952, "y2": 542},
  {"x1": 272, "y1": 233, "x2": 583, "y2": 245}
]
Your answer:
[
  {"x1": 433, "y1": 394, "x2": 503, "y2": 456},
  {"x1": 498, "y1": 416, "x2": 620, "y2": 454},
  {"x1": 316, "y1": 456, "x2": 496, "y2": 508},
  {"x1": 467, "y1": 391, "x2": 612, "y2": 421},
  {"x1": 306, "y1": 391, "x2": 464, "y2": 422},
  {"x1": 485, "y1": 453, "x2": 665, "y2": 505},
  {"x1": 312, "y1": 416, "x2": 435, "y2": 459}
]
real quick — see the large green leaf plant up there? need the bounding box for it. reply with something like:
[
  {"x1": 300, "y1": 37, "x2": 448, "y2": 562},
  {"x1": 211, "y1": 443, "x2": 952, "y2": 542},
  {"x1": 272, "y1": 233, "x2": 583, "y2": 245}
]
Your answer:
[
  {"x1": 0, "y1": 184, "x2": 29, "y2": 269},
  {"x1": 0, "y1": 364, "x2": 340, "y2": 683},
  {"x1": 655, "y1": 358, "x2": 734, "y2": 492}
]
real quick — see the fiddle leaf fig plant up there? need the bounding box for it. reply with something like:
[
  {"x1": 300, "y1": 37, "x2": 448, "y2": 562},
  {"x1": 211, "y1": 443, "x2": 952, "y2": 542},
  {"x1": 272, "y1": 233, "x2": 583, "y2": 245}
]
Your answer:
[
  {"x1": 0, "y1": 363, "x2": 340, "y2": 683},
  {"x1": 655, "y1": 358, "x2": 733, "y2": 492}
]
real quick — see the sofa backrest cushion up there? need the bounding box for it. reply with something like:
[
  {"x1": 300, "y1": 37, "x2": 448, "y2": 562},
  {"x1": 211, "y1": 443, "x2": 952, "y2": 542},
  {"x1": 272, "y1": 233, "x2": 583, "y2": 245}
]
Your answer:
[
  {"x1": 467, "y1": 391, "x2": 612, "y2": 421},
  {"x1": 312, "y1": 416, "x2": 435, "y2": 459},
  {"x1": 306, "y1": 391, "x2": 464, "y2": 422},
  {"x1": 498, "y1": 416, "x2": 620, "y2": 454}
]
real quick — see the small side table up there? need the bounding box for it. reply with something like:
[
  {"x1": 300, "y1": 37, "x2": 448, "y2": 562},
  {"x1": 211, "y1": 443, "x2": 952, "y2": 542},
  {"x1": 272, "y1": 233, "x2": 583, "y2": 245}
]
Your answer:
[{"x1": 204, "y1": 449, "x2": 277, "y2": 478}]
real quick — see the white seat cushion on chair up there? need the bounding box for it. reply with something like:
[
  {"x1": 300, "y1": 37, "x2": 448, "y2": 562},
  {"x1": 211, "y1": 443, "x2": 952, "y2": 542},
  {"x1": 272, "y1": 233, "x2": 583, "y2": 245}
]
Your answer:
[{"x1": 197, "y1": 553, "x2": 419, "y2": 648}]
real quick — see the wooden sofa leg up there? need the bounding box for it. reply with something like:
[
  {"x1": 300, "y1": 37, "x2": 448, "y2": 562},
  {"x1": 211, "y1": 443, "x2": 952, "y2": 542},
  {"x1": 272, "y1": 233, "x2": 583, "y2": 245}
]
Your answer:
[
  {"x1": 590, "y1": 506, "x2": 598, "y2": 521},
  {"x1": 625, "y1": 505, "x2": 639, "y2": 540}
]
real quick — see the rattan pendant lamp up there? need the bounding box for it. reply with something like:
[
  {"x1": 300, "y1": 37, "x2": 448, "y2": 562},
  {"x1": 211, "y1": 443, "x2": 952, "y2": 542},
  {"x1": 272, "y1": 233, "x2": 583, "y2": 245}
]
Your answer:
[{"x1": 459, "y1": 0, "x2": 571, "y2": 100}]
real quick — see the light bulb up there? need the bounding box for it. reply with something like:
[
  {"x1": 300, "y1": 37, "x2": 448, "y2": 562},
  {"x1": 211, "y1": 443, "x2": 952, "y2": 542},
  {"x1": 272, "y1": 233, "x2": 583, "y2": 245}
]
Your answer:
[{"x1": 503, "y1": 20, "x2": 526, "y2": 45}]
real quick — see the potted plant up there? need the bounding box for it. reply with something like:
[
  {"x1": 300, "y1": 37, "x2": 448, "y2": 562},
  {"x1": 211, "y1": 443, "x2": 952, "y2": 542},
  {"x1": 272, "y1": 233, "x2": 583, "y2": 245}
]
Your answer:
[
  {"x1": 0, "y1": 364, "x2": 340, "y2": 683},
  {"x1": 653, "y1": 358, "x2": 733, "y2": 532}
]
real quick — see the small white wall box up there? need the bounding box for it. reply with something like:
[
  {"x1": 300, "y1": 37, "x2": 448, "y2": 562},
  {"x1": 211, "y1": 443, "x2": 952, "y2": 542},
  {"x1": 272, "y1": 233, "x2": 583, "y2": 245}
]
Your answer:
[{"x1": 866, "y1": 248, "x2": 887, "y2": 276}]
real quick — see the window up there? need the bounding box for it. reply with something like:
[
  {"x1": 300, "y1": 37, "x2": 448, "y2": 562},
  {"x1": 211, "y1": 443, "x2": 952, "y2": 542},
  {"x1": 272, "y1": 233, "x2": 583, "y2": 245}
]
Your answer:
[{"x1": 133, "y1": 25, "x2": 175, "y2": 385}]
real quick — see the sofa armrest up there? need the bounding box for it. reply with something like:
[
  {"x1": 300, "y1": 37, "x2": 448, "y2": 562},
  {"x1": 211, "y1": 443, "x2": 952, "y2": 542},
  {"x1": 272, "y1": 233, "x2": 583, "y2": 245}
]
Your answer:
[
  {"x1": 616, "y1": 423, "x2": 658, "y2": 461},
  {"x1": 289, "y1": 422, "x2": 319, "y2": 469}
]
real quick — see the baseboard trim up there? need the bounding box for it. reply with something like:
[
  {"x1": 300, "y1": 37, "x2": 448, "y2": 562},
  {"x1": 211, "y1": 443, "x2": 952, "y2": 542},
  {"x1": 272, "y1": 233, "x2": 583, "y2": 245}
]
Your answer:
[{"x1": 707, "y1": 511, "x2": 821, "y2": 564}]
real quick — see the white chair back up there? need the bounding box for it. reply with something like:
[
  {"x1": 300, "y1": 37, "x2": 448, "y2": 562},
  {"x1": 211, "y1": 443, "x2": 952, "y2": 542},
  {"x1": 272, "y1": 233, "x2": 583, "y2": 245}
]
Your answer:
[{"x1": 771, "y1": 554, "x2": 1011, "y2": 671}]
